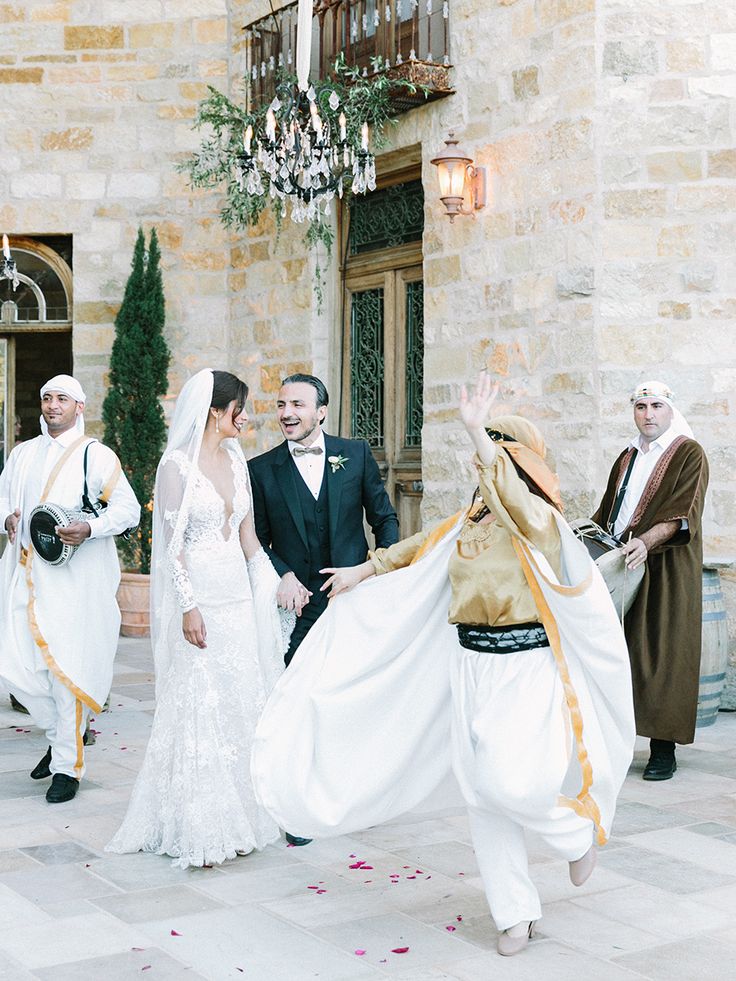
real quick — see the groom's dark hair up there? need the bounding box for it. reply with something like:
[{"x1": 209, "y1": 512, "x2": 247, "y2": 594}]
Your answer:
[{"x1": 281, "y1": 373, "x2": 329, "y2": 410}]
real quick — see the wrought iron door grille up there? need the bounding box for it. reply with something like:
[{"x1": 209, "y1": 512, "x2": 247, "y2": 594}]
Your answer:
[
  {"x1": 350, "y1": 287, "x2": 384, "y2": 447},
  {"x1": 405, "y1": 280, "x2": 424, "y2": 447},
  {"x1": 348, "y1": 179, "x2": 424, "y2": 255}
]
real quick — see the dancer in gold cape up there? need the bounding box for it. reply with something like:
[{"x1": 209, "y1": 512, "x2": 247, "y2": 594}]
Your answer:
[{"x1": 252, "y1": 374, "x2": 635, "y2": 956}]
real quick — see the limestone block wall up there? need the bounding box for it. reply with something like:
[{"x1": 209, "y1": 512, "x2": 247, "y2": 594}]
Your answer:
[
  {"x1": 1, "y1": 0, "x2": 232, "y2": 433},
  {"x1": 597, "y1": 0, "x2": 736, "y2": 557},
  {"x1": 416, "y1": 0, "x2": 602, "y2": 523}
]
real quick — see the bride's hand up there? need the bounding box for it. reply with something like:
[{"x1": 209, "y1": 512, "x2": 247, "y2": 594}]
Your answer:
[
  {"x1": 320, "y1": 561, "x2": 374, "y2": 598},
  {"x1": 459, "y1": 371, "x2": 499, "y2": 433},
  {"x1": 183, "y1": 607, "x2": 207, "y2": 649}
]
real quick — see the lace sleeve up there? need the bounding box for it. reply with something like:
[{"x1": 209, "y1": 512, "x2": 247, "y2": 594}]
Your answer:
[{"x1": 159, "y1": 454, "x2": 196, "y2": 613}]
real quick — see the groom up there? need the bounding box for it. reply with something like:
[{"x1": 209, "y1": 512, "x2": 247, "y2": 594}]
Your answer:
[{"x1": 249, "y1": 373, "x2": 399, "y2": 670}]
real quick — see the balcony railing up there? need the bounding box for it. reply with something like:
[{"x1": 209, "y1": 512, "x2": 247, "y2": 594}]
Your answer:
[{"x1": 244, "y1": 0, "x2": 453, "y2": 113}]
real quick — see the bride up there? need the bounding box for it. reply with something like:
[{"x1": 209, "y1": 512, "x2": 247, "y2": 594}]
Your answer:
[{"x1": 108, "y1": 369, "x2": 289, "y2": 869}]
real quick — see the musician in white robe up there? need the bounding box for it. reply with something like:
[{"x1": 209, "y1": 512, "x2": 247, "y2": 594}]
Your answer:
[{"x1": 0, "y1": 375, "x2": 140, "y2": 803}]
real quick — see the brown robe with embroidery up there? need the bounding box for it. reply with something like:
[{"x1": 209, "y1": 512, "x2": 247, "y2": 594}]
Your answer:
[{"x1": 592, "y1": 437, "x2": 709, "y2": 744}]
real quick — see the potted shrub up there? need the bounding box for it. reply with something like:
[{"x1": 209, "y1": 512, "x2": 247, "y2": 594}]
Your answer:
[{"x1": 103, "y1": 227, "x2": 170, "y2": 636}]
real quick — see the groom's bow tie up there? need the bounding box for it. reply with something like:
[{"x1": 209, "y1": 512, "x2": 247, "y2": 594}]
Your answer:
[{"x1": 292, "y1": 445, "x2": 324, "y2": 456}]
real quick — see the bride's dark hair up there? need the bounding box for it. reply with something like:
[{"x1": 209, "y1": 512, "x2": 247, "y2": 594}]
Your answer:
[{"x1": 211, "y1": 371, "x2": 248, "y2": 421}]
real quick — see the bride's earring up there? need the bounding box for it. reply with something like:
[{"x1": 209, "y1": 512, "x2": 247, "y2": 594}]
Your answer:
[{"x1": 215, "y1": 412, "x2": 220, "y2": 433}]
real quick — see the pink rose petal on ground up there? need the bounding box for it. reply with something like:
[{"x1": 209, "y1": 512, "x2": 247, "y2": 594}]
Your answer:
[
  {"x1": 456, "y1": 915, "x2": 463, "y2": 921},
  {"x1": 446, "y1": 925, "x2": 456, "y2": 932},
  {"x1": 308, "y1": 885, "x2": 319, "y2": 890},
  {"x1": 391, "y1": 946, "x2": 410, "y2": 954},
  {"x1": 170, "y1": 930, "x2": 182, "y2": 936},
  {"x1": 364, "y1": 880, "x2": 372, "y2": 883},
  {"x1": 354, "y1": 949, "x2": 366, "y2": 956},
  {"x1": 316, "y1": 889, "x2": 327, "y2": 894},
  {"x1": 406, "y1": 875, "x2": 416, "y2": 880},
  {"x1": 142, "y1": 967, "x2": 151, "y2": 972},
  {"x1": 349, "y1": 861, "x2": 365, "y2": 869},
  {"x1": 458, "y1": 872, "x2": 465, "y2": 876},
  {"x1": 131, "y1": 947, "x2": 145, "y2": 951},
  {"x1": 349, "y1": 853, "x2": 356, "y2": 858}
]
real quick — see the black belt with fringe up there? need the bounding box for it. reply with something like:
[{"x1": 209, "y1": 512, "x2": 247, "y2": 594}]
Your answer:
[{"x1": 457, "y1": 621, "x2": 549, "y2": 654}]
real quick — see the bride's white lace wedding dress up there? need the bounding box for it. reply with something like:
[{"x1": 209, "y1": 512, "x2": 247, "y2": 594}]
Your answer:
[{"x1": 107, "y1": 446, "x2": 283, "y2": 869}]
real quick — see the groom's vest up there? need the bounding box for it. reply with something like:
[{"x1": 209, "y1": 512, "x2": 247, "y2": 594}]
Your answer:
[{"x1": 292, "y1": 462, "x2": 331, "y2": 598}]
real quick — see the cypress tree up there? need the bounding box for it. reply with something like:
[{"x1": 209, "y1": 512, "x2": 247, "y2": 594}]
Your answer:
[{"x1": 103, "y1": 227, "x2": 170, "y2": 574}]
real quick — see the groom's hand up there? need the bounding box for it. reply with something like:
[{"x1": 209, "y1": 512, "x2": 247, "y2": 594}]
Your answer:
[{"x1": 277, "y1": 571, "x2": 311, "y2": 616}]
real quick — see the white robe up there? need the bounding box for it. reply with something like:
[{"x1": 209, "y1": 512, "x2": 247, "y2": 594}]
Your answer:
[
  {"x1": 251, "y1": 515, "x2": 635, "y2": 843},
  {"x1": 0, "y1": 431, "x2": 140, "y2": 713}
]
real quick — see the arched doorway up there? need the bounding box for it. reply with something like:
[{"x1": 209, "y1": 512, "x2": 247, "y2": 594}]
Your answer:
[{"x1": 0, "y1": 236, "x2": 73, "y2": 466}]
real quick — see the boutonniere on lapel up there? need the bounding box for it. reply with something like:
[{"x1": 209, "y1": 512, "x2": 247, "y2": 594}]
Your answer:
[{"x1": 327, "y1": 454, "x2": 348, "y2": 474}]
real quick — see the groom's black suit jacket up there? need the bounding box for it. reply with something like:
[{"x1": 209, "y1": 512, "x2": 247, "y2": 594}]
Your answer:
[{"x1": 248, "y1": 433, "x2": 399, "y2": 587}]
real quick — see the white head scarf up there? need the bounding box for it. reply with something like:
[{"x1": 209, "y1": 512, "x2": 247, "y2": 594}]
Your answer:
[
  {"x1": 39, "y1": 374, "x2": 86, "y2": 436},
  {"x1": 630, "y1": 379, "x2": 694, "y2": 439}
]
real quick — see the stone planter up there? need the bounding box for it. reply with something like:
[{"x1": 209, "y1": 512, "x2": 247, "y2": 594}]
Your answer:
[{"x1": 117, "y1": 571, "x2": 150, "y2": 638}]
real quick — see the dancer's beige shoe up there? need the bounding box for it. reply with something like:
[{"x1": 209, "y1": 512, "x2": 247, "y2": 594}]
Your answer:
[
  {"x1": 497, "y1": 920, "x2": 534, "y2": 956},
  {"x1": 569, "y1": 845, "x2": 597, "y2": 886}
]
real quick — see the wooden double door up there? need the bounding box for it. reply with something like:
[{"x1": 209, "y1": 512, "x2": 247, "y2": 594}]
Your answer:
[{"x1": 341, "y1": 260, "x2": 424, "y2": 537}]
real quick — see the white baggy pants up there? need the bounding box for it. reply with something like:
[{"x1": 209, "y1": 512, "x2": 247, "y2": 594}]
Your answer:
[
  {"x1": 450, "y1": 645, "x2": 593, "y2": 931},
  {"x1": 12, "y1": 677, "x2": 88, "y2": 780}
]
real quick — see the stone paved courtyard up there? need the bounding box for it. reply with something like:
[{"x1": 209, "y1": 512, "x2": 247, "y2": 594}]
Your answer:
[{"x1": 1, "y1": 636, "x2": 736, "y2": 980}]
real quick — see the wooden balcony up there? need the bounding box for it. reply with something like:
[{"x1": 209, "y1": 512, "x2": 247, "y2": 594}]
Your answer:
[{"x1": 244, "y1": 0, "x2": 454, "y2": 113}]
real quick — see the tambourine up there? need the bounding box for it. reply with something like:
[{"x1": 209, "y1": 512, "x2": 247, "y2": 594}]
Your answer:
[
  {"x1": 568, "y1": 518, "x2": 645, "y2": 617},
  {"x1": 29, "y1": 502, "x2": 85, "y2": 567}
]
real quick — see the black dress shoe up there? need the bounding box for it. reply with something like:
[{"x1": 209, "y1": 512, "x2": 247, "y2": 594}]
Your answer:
[
  {"x1": 643, "y1": 739, "x2": 677, "y2": 781},
  {"x1": 46, "y1": 773, "x2": 79, "y2": 803},
  {"x1": 30, "y1": 746, "x2": 52, "y2": 780},
  {"x1": 285, "y1": 832, "x2": 312, "y2": 846}
]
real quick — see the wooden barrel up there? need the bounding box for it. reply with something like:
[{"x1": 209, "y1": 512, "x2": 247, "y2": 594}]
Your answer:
[
  {"x1": 696, "y1": 568, "x2": 729, "y2": 727},
  {"x1": 116, "y1": 571, "x2": 150, "y2": 638}
]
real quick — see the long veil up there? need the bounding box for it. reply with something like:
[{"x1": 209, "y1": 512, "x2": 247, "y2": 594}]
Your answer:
[
  {"x1": 150, "y1": 369, "x2": 213, "y2": 691},
  {"x1": 150, "y1": 368, "x2": 289, "y2": 695}
]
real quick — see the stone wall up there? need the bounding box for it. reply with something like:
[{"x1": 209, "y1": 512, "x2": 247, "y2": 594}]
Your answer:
[
  {"x1": 4, "y1": 0, "x2": 735, "y2": 565},
  {"x1": 1, "y1": 0, "x2": 232, "y2": 433},
  {"x1": 598, "y1": 0, "x2": 736, "y2": 558}
]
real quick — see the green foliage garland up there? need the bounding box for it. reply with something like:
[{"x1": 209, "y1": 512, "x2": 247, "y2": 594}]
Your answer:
[
  {"x1": 103, "y1": 227, "x2": 170, "y2": 574},
  {"x1": 181, "y1": 56, "x2": 426, "y2": 304}
]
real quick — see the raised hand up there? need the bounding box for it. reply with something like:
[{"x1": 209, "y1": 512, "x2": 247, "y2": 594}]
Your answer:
[{"x1": 459, "y1": 371, "x2": 499, "y2": 433}]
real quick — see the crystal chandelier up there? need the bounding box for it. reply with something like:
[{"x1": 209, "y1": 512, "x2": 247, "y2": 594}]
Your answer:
[
  {"x1": 1, "y1": 235, "x2": 18, "y2": 290},
  {"x1": 240, "y1": 0, "x2": 376, "y2": 224}
]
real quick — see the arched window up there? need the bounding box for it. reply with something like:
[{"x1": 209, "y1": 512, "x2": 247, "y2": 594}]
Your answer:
[{"x1": 0, "y1": 240, "x2": 71, "y2": 326}]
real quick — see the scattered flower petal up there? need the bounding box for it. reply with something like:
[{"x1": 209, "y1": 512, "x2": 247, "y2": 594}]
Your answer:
[
  {"x1": 391, "y1": 946, "x2": 410, "y2": 954},
  {"x1": 170, "y1": 930, "x2": 182, "y2": 936},
  {"x1": 456, "y1": 915, "x2": 463, "y2": 922},
  {"x1": 354, "y1": 949, "x2": 366, "y2": 956},
  {"x1": 406, "y1": 875, "x2": 416, "y2": 880},
  {"x1": 446, "y1": 925, "x2": 456, "y2": 932},
  {"x1": 142, "y1": 967, "x2": 151, "y2": 972},
  {"x1": 415, "y1": 869, "x2": 424, "y2": 874},
  {"x1": 316, "y1": 889, "x2": 327, "y2": 894},
  {"x1": 131, "y1": 947, "x2": 145, "y2": 951}
]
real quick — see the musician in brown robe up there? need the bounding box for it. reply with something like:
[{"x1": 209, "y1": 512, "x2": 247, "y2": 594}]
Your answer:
[{"x1": 593, "y1": 380, "x2": 709, "y2": 780}]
